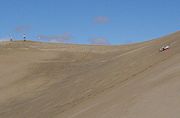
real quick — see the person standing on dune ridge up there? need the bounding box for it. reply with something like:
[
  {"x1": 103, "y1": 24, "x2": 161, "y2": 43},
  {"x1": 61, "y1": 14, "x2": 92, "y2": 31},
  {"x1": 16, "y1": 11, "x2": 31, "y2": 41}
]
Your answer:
[
  {"x1": 9, "y1": 34, "x2": 13, "y2": 41},
  {"x1": 23, "y1": 34, "x2": 26, "y2": 41}
]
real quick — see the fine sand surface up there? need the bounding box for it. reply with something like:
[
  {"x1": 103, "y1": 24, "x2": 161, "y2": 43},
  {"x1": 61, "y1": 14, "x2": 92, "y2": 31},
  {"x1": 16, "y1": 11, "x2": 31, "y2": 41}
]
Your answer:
[{"x1": 0, "y1": 31, "x2": 180, "y2": 118}]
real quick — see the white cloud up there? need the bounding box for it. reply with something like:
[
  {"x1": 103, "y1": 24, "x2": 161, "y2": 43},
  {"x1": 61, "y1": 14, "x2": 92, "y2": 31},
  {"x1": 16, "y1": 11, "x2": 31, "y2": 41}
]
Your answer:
[
  {"x1": 0, "y1": 38, "x2": 9, "y2": 42},
  {"x1": 89, "y1": 37, "x2": 110, "y2": 45},
  {"x1": 38, "y1": 32, "x2": 73, "y2": 43}
]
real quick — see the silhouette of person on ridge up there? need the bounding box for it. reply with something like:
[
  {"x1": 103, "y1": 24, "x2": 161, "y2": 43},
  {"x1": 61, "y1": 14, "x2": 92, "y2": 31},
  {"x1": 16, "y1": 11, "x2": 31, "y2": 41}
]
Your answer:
[{"x1": 23, "y1": 34, "x2": 26, "y2": 41}]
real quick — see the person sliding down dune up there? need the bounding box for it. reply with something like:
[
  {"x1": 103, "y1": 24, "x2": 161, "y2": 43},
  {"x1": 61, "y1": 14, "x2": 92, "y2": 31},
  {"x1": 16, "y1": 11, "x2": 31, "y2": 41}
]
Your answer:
[{"x1": 160, "y1": 45, "x2": 170, "y2": 52}]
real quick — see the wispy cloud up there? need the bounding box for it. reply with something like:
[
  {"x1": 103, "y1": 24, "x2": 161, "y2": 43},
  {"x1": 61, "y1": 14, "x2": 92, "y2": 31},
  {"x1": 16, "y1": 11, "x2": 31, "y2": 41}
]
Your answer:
[
  {"x1": 94, "y1": 16, "x2": 109, "y2": 24},
  {"x1": 89, "y1": 37, "x2": 110, "y2": 45},
  {"x1": 38, "y1": 32, "x2": 73, "y2": 43},
  {"x1": 15, "y1": 25, "x2": 31, "y2": 33},
  {"x1": 0, "y1": 38, "x2": 9, "y2": 42}
]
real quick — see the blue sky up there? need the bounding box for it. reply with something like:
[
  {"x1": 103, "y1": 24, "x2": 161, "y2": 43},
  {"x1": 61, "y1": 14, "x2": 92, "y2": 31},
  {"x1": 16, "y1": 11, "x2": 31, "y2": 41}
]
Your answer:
[{"x1": 0, "y1": 0, "x2": 180, "y2": 44}]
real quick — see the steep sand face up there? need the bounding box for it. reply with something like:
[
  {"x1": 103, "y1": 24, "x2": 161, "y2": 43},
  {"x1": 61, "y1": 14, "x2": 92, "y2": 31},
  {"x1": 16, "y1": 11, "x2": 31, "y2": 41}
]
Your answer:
[{"x1": 0, "y1": 32, "x2": 180, "y2": 118}]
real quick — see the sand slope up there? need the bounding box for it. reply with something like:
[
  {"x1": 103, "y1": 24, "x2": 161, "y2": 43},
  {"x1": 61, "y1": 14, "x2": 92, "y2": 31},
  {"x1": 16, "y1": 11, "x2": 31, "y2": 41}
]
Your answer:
[{"x1": 0, "y1": 32, "x2": 180, "y2": 118}]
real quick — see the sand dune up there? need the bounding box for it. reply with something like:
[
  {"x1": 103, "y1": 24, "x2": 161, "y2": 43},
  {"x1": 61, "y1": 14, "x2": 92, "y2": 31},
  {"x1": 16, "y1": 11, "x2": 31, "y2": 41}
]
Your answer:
[{"x1": 0, "y1": 31, "x2": 180, "y2": 118}]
